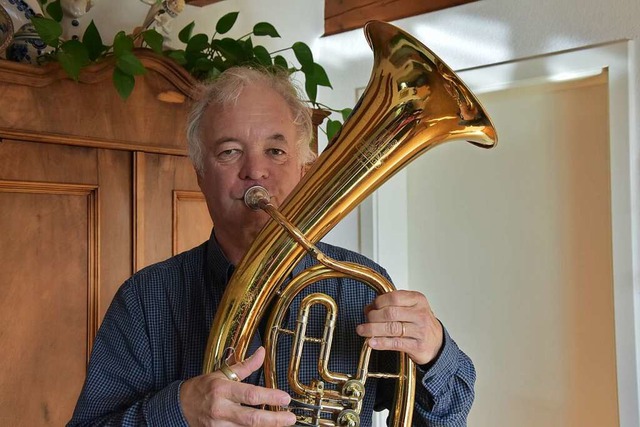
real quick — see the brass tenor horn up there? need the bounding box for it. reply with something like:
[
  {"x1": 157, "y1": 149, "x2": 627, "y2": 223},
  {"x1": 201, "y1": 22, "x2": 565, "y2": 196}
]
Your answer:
[{"x1": 203, "y1": 20, "x2": 497, "y2": 426}]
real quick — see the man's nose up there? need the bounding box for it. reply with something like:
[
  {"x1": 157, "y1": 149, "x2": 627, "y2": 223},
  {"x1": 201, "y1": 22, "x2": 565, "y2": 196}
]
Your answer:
[{"x1": 239, "y1": 153, "x2": 269, "y2": 180}]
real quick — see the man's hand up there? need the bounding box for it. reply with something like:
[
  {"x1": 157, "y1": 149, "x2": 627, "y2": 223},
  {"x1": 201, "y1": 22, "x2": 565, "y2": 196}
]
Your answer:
[
  {"x1": 356, "y1": 290, "x2": 444, "y2": 366},
  {"x1": 180, "y1": 346, "x2": 296, "y2": 426}
]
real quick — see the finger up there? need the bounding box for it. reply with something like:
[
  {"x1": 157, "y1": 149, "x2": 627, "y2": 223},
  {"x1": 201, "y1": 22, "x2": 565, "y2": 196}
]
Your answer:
[
  {"x1": 370, "y1": 290, "x2": 418, "y2": 310},
  {"x1": 356, "y1": 321, "x2": 411, "y2": 338},
  {"x1": 226, "y1": 346, "x2": 266, "y2": 381},
  {"x1": 225, "y1": 381, "x2": 292, "y2": 408},
  {"x1": 367, "y1": 335, "x2": 422, "y2": 354},
  {"x1": 227, "y1": 404, "x2": 297, "y2": 427},
  {"x1": 365, "y1": 302, "x2": 422, "y2": 324}
]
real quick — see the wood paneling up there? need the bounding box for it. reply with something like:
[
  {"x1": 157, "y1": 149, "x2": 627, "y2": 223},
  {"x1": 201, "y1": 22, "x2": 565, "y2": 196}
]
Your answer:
[
  {"x1": 324, "y1": 0, "x2": 479, "y2": 36},
  {"x1": 173, "y1": 191, "x2": 212, "y2": 256},
  {"x1": 0, "y1": 141, "x2": 131, "y2": 426},
  {"x1": 0, "y1": 187, "x2": 91, "y2": 426},
  {"x1": 134, "y1": 152, "x2": 211, "y2": 270}
]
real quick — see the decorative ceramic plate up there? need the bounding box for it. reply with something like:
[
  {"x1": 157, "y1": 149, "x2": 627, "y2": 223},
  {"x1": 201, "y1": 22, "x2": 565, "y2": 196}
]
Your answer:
[
  {"x1": 0, "y1": 0, "x2": 41, "y2": 31},
  {"x1": 0, "y1": 4, "x2": 13, "y2": 55}
]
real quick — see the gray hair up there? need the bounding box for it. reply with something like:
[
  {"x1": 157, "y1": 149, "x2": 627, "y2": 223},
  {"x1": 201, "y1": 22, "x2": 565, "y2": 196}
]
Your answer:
[{"x1": 187, "y1": 67, "x2": 315, "y2": 176}]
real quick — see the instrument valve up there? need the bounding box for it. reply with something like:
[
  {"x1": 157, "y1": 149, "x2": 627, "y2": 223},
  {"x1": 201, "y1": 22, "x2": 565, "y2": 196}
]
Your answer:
[
  {"x1": 342, "y1": 379, "x2": 365, "y2": 401},
  {"x1": 336, "y1": 409, "x2": 360, "y2": 427}
]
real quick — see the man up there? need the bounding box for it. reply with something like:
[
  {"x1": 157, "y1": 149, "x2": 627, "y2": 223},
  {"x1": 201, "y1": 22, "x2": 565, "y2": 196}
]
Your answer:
[{"x1": 69, "y1": 67, "x2": 475, "y2": 426}]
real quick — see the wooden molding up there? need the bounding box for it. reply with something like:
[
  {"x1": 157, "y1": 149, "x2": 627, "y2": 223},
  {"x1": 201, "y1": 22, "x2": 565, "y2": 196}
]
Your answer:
[
  {"x1": 0, "y1": 50, "x2": 196, "y2": 95},
  {"x1": 133, "y1": 152, "x2": 145, "y2": 273},
  {"x1": 311, "y1": 108, "x2": 331, "y2": 154},
  {"x1": 172, "y1": 190, "x2": 208, "y2": 256},
  {"x1": 0, "y1": 51, "x2": 195, "y2": 156},
  {"x1": 324, "y1": 0, "x2": 479, "y2": 36},
  {"x1": 0, "y1": 130, "x2": 188, "y2": 156},
  {"x1": 185, "y1": 0, "x2": 226, "y2": 6},
  {"x1": 0, "y1": 180, "x2": 100, "y2": 363}
]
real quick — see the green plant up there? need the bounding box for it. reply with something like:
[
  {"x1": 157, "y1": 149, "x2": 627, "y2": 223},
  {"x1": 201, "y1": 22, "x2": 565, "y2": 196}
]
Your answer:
[{"x1": 30, "y1": 2, "x2": 351, "y2": 139}]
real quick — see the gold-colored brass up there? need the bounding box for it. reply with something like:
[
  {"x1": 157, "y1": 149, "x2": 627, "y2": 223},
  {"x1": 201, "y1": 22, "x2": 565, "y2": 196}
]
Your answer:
[{"x1": 203, "y1": 20, "x2": 497, "y2": 426}]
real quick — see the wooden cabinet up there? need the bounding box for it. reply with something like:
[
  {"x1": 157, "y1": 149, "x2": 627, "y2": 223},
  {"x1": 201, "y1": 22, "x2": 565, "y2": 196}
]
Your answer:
[{"x1": 0, "y1": 53, "x2": 211, "y2": 425}]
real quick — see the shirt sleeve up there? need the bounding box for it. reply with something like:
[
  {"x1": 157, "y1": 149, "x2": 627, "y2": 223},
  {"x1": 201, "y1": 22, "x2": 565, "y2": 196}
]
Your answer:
[
  {"x1": 412, "y1": 326, "x2": 476, "y2": 426},
  {"x1": 67, "y1": 278, "x2": 188, "y2": 426}
]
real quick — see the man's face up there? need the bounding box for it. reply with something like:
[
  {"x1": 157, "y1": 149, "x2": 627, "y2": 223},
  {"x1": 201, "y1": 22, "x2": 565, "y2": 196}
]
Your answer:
[{"x1": 197, "y1": 82, "x2": 305, "y2": 246}]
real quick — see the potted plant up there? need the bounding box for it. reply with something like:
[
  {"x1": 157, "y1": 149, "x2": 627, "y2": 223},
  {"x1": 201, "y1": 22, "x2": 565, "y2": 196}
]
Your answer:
[{"x1": 30, "y1": 1, "x2": 351, "y2": 139}]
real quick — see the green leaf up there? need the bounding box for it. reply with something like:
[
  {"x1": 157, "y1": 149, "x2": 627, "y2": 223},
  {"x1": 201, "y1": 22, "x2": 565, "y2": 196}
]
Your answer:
[
  {"x1": 341, "y1": 108, "x2": 353, "y2": 121},
  {"x1": 185, "y1": 33, "x2": 209, "y2": 53},
  {"x1": 143, "y1": 29, "x2": 164, "y2": 54},
  {"x1": 82, "y1": 20, "x2": 105, "y2": 61},
  {"x1": 304, "y1": 77, "x2": 317, "y2": 103},
  {"x1": 292, "y1": 41, "x2": 314, "y2": 72},
  {"x1": 253, "y1": 45, "x2": 271, "y2": 66},
  {"x1": 311, "y1": 62, "x2": 331, "y2": 88},
  {"x1": 113, "y1": 67, "x2": 135, "y2": 99},
  {"x1": 273, "y1": 55, "x2": 289, "y2": 71},
  {"x1": 31, "y1": 16, "x2": 62, "y2": 47},
  {"x1": 326, "y1": 119, "x2": 342, "y2": 141},
  {"x1": 57, "y1": 40, "x2": 90, "y2": 80},
  {"x1": 165, "y1": 49, "x2": 187, "y2": 65},
  {"x1": 116, "y1": 51, "x2": 147, "y2": 76},
  {"x1": 240, "y1": 38, "x2": 253, "y2": 58},
  {"x1": 253, "y1": 22, "x2": 280, "y2": 37},
  {"x1": 213, "y1": 38, "x2": 245, "y2": 63},
  {"x1": 216, "y1": 11, "x2": 239, "y2": 34},
  {"x1": 113, "y1": 31, "x2": 134, "y2": 57},
  {"x1": 178, "y1": 21, "x2": 195, "y2": 44},
  {"x1": 185, "y1": 50, "x2": 206, "y2": 71},
  {"x1": 46, "y1": 0, "x2": 63, "y2": 22},
  {"x1": 193, "y1": 57, "x2": 214, "y2": 72}
]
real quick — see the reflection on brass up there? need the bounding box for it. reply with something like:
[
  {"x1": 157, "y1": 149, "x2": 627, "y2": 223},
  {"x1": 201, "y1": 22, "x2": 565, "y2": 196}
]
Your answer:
[{"x1": 203, "y1": 20, "x2": 497, "y2": 426}]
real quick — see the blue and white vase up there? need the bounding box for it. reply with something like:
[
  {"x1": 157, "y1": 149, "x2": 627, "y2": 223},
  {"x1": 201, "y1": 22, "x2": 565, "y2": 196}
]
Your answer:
[{"x1": 6, "y1": 22, "x2": 52, "y2": 64}]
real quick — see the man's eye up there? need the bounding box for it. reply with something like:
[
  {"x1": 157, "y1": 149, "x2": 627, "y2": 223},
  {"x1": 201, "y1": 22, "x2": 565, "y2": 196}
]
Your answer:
[
  {"x1": 268, "y1": 148, "x2": 286, "y2": 156},
  {"x1": 218, "y1": 149, "x2": 240, "y2": 159}
]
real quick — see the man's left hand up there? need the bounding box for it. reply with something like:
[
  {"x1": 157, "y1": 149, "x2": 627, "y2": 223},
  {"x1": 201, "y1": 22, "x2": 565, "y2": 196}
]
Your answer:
[{"x1": 356, "y1": 290, "x2": 443, "y2": 366}]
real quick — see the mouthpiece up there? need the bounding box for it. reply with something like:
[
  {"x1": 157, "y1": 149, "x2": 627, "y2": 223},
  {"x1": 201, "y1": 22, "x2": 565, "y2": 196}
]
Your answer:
[{"x1": 243, "y1": 186, "x2": 271, "y2": 210}]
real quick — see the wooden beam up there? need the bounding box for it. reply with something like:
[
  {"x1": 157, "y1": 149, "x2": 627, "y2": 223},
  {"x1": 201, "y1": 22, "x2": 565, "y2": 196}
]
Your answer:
[
  {"x1": 325, "y1": 0, "x2": 478, "y2": 36},
  {"x1": 185, "y1": 0, "x2": 225, "y2": 7}
]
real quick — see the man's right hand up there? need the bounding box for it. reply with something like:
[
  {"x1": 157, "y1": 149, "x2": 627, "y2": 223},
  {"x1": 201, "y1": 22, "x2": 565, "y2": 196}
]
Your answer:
[{"x1": 180, "y1": 346, "x2": 296, "y2": 426}]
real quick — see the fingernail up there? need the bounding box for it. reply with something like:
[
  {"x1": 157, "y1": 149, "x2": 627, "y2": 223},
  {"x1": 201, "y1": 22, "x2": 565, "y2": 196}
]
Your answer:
[{"x1": 369, "y1": 338, "x2": 378, "y2": 347}]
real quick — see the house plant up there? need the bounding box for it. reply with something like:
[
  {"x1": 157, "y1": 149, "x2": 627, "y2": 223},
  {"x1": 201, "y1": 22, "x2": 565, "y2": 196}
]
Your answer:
[{"x1": 30, "y1": 1, "x2": 351, "y2": 139}]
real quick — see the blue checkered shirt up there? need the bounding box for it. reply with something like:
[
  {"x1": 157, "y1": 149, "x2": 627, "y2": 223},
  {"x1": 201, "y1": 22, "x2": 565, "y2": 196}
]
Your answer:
[{"x1": 69, "y1": 233, "x2": 475, "y2": 426}]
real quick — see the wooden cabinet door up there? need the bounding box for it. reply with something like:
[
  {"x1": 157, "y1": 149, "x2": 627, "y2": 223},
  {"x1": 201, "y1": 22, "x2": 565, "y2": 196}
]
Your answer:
[
  {"x1": 134, "y1": 151, "x2": 212, "y2": 271},
  {"x1": 0, "y1": 140, "x2": 132, "y2": 426}
]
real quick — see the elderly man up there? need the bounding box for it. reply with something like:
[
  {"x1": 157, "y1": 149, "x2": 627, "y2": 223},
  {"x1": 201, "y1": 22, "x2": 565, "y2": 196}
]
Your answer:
[{"x1": 69, "y1": 67, "x2": 475, "y2": 426}]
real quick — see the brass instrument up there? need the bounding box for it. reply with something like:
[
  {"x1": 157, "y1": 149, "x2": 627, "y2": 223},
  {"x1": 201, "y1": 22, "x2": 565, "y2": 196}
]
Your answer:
[{"x1": 203, "y1": 20, "x2": 497, "y2": 426}]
